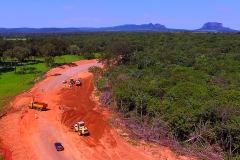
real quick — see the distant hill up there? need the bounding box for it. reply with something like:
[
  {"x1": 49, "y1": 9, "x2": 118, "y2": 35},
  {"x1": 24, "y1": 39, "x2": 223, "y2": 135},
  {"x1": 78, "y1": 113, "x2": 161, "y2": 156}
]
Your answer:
[
  {"x1": 196, "y1": 22, "x2": 238, "y2": 32},
  {"x1": 101, "y1": 23, "x2": 168, "y2": 31},
  {"x1": 0, "y1": 22, "x2": 238, "y2": 33}
]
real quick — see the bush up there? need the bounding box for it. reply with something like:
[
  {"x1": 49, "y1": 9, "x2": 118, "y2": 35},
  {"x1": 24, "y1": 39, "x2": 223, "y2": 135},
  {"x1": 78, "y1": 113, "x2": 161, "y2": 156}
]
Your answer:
[
  {"x1": 0, "y1": 154, "x2": 5, "y2": 160},
  {"x1": 97, "y1": 77, "x2": 107, "y2": 90}
]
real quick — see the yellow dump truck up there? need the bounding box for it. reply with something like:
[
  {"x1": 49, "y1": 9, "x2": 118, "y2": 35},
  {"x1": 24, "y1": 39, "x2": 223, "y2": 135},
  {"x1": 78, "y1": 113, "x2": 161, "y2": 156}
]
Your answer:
[
  {"x1": 28, "y1": 101, "x2": 47, "y2": 111},
  {"x1": 71, "y1": 121, "x2": 89, "y2": 136}
]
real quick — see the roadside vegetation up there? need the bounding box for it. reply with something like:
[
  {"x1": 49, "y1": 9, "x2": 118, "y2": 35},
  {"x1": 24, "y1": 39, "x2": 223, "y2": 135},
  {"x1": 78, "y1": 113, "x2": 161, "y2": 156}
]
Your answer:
[
  {"x1": 87, "y1": 32, "x2": 240, "y2": 159},
  {"x1": 1, "y1": 32, "x2": 240, "y2": 159},
  {"x1": 0, "y1": 154, "x2": 5, "y2": 160},
  {"x1": 0, "y1": 139, "x2": 4, "y2": 160}
]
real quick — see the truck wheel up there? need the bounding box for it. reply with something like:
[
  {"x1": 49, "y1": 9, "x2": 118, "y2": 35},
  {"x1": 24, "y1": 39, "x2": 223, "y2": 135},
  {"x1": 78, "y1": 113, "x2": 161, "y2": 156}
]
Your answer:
[{"x1": 28, "y1": 106, "x2": 31, "y2": 109}]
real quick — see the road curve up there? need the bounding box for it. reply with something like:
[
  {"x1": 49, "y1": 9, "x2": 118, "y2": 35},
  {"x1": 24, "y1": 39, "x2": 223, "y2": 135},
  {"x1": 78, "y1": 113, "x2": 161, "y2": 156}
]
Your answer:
[{"x1": 42, "y1": 62, "x2": 102, "y2": 92}]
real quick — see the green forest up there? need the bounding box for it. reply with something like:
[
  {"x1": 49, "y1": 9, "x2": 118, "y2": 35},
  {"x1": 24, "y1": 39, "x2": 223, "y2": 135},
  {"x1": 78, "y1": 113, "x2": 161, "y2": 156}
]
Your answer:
[{"x1": 1, "y1": 32, "x2": 240, "y2": 158}]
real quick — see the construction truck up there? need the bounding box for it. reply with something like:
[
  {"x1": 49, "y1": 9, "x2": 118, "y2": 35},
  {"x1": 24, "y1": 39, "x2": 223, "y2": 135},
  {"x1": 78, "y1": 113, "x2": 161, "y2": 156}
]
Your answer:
[
  {"x1": 71, "y1": 121, "x2": 89, "y2": 136},
  {"x1": 75, "y1": 78, "x2": 82, "y2": 86},
  {"x1": 68, "y1": 78, "x2": 75, "y2": 88},
  {"x1": 28, "y1": 101, "x2": 47, "y2": 111},
  {"x1": 70, "y1": 78, "x2": 75, "y2": 84}
]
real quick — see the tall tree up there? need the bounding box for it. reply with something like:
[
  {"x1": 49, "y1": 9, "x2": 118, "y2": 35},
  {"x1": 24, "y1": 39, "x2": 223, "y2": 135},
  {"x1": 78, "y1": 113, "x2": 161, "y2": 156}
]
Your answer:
[
  {"x1": 13, "y1": 46, "x2": 30, "y2": 65},
  {"x1": 3, "y1": 49, "x2": 14, "y2": 66},
  {"x1": 40, "y1": 43, "x2": 56, "y2": 57},
  {"x1": 40, "y1": 43, "x2": 56, "y2": 67},
  {"x1": 69, "y1": 45, "x2": 80, "y2": 55}
]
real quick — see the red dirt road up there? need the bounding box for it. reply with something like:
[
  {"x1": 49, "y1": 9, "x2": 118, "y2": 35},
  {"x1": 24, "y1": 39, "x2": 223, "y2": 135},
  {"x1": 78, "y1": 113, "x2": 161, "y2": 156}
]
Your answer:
[{"x1": 0, "y1": 59, "x2": 195, "y2": 160}]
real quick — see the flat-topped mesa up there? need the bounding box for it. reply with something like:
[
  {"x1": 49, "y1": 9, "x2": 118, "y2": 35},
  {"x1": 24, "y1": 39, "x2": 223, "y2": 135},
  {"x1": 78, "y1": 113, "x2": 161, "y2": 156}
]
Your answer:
[
  {"x1": 196, "y1": 22, "x2": 238, "y2": 32},
  {"x1": 202, "y1": 22, "x2": 224, "y2": 30},
  {"x1": 112, "y1": 23, "x2": 167, "y2": 30}
]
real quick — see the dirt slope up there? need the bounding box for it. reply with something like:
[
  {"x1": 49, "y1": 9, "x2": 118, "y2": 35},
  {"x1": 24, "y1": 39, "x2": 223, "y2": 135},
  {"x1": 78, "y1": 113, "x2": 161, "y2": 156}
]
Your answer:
[{"x1": 0, "y1": 59, "x2": 196, "y2": 160}]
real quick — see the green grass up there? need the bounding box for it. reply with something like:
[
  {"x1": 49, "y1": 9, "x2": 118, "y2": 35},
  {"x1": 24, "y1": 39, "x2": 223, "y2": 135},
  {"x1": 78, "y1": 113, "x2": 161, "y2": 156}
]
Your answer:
[
  {"x1": 3, "y1": 38, "x2": 27, "y2": 41},
  {"x1": 54, "y1": 55, "x2": 83, "y2": 65},
  {"x1": 0, "y1": 55, "x2": 82, "y2": 110}
]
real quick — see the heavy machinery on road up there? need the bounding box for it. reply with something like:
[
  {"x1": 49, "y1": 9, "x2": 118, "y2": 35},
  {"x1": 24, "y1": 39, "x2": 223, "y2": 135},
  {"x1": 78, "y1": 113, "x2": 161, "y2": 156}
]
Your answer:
[
  {"x1": 28, "y1": 101, "x2": 47, "y2": 111},
  {"x1": 71, "y1": 121, "x2": 89, "y2": 136},
  {"x1": 70, "y1": 78, "x2": 75, "y2": 84},
  {"x1": 62, "y1": 80, "x2": 67, "y2": 84},
  {"x1": 69, "y1": 78, "x2": 75, "y2": 87},
  {"x1": 75, "y1": 78, "x2": 82, "y2": 86}
]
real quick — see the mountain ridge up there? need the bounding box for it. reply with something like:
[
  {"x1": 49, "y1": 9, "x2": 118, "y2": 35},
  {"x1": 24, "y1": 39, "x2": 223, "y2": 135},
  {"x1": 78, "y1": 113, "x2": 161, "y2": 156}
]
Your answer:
[{"x1": 0, "y1": 22, "x2": 238, "y2": 33}]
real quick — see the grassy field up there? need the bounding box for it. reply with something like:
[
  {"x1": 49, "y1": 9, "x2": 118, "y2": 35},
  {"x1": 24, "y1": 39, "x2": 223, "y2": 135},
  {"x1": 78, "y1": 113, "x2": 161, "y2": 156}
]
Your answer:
[
  {"x1": 3, "y1": 38, "x2": 27, "y2": 41},
  {"x1": 0, "y1": 55, "x2": 82, "y2": 111}
]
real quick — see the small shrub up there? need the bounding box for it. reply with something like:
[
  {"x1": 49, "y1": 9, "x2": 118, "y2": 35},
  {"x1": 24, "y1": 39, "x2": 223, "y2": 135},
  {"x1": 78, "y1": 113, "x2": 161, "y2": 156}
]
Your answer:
[
  {"x1": 26, "y1": 67, "x2": 37, "y2": 74},
  {"x1": 94, "y1": 91, "x2": 100, "y2": 97},
  {"x1": 0, "y1": 154, "x2": 5, "y2": 160},
  {"x1": 94, "y1": 53, "x2": 102, "y2": 58},
  {"x1": 27, "y1": 81, "x2": 34, "y2": 85},
  {"x1": 97, "y1": 77, "x2": 107, "y2": 90}
]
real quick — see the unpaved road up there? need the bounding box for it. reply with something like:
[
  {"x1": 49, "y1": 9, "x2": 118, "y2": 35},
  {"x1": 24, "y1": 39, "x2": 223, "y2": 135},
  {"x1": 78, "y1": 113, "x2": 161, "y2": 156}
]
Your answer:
[
  {"x1": 32, "y1": 62, "x2": 102, "y2": 159},
  {"x1": 0, "y1": 59, "x2": 195, "y2": 160}
]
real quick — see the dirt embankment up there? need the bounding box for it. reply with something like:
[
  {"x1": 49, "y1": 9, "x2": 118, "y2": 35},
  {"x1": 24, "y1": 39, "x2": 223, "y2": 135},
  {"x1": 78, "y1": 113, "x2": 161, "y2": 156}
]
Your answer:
[{"x1": 0, "y1": 59, "x2": 196, "y2": 160}]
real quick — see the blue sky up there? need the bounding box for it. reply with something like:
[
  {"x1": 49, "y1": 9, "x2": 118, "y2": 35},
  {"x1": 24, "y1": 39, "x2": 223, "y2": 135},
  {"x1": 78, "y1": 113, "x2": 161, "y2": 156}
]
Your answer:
[{"x1": 0, "y1": 0, "x2": 239, "y2": 30}]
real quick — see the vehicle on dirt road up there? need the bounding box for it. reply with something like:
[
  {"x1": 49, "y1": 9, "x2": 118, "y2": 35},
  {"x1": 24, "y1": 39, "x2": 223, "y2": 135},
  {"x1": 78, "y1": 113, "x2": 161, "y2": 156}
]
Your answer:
[
  {"x1": 28, "y1": 101, "x2": 47, "y2": 111},
  {"x1": 75, "y1": 78, "x2": 82, "y2": 86},
  {"x1": 71, "y1": 121, "x2": 89, "y2": 136},
  {"x1": 63, "y1": 80, "x2": 67, "y2": 84},
  {"x1": 70, "y1": 78, "x2": 75, "y2": 84},
  {"x1": 54, "y1": 142, "x2": 64, "y2": 151}
]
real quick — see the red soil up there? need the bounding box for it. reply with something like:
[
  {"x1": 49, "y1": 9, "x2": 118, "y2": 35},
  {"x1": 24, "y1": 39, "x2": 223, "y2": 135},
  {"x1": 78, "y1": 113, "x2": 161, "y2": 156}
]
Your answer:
[{"x1": 0, "y1": 59, "x2": 196, "y2": 160}]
